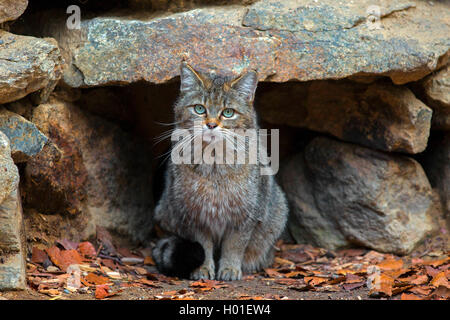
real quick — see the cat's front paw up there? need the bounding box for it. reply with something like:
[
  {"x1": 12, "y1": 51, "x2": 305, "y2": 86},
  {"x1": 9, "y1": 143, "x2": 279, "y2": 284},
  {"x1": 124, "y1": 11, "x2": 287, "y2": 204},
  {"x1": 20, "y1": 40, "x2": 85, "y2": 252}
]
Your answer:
[
  {"x1": 217, "y1": 266, "x2": 242, "y2": 281},
  {"x1": 190, "y1": 264, "x2": 215, "y2": 280}
]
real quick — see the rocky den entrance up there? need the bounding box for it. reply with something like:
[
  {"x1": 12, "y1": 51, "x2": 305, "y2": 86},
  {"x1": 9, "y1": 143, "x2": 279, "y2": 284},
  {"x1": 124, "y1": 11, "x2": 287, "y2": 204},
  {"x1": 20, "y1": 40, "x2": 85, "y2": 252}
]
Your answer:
[{"x1": 0, "y1": 0, "x2": 448, "y2": 299}]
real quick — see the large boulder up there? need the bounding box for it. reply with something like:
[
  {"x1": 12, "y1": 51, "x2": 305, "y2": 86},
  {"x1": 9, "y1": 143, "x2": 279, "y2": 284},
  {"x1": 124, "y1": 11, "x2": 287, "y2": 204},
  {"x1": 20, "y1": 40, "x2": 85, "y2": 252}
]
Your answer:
[
  {"x1": 24, "y1": 99, "x2": 154, "y2": 242},
  {"x1": 280, "y1": 137, "x2": 437, "y2": 255},
  {"x1": 419, "y1": 65, "x2": 450, "y2": 130},
  {"x1": 0, "y1": 108, "x2": 48, "y2": 163},
  {"x1": 0, "y1": 31, "x2": 63, "y2": 104},
  {"x1": 0, "y1": 0, "x2": 28, "y2": 23},
  {"x1": 257, "y1": 81, "x2": 432, "y2": 154},
  {"x1": 0, "y1": 131, "x2": 25, "y2": 290},
  {"x1": 24, "y1": 0, "x2": 449, "y2": 87}
]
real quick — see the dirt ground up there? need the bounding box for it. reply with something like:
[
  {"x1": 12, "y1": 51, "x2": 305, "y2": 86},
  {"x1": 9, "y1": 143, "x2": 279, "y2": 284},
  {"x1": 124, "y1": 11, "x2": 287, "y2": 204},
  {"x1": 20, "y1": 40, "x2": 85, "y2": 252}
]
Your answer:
[{"x1": 1, "y1": 220, "x2": 448, "y2": 301}]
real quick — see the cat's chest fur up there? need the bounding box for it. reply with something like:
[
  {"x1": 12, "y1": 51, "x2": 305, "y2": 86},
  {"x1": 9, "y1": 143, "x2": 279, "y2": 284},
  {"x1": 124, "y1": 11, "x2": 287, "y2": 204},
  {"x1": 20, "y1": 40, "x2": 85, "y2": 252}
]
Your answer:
[{"x1": 174, "y1": 164, "x2": 258, "y2": 233}]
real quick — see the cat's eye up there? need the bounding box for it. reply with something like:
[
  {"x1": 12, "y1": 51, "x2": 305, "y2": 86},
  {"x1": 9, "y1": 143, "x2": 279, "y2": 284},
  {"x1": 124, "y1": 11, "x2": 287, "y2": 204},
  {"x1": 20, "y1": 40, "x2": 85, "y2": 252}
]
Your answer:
[
  {"x1": 222, "y1": 108, "x2": 235, "y2": 118},
  {"x1": 193, "y1": 104, "x2": 206, "y2": 115}
]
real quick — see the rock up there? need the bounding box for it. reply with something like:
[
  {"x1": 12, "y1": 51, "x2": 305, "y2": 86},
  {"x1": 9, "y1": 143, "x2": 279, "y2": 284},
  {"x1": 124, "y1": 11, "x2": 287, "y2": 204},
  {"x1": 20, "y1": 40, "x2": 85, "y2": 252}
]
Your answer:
[
  {"x1": 257, "y1": 81, "x2": 432, "y2": 154},
  {"x1": 420, "y1": 66, "x2": 450, "y2": 130},
  {"x1": 0, "y1": 31, "x2": 63, "y2": 104},
  {"x1": 0, "y1": 131, "x2": 18, "y2": 204},
  {"x1": 0, "y1": 0, "x2": 27, "y2": 23},
  {"x1": 280, "y1": 137, "x2": 436, "y2": 255},
  {"x1": 25, "y1": 0, "x2": 449, "y2": 87},
  {"x1": 0, "y1": 131, "x2": 26, "y2": 290},
  {"x1": 0, "y1": 108, "x2": 48, "y2": 163},
  {"x1": 421, "y1": 132, "x2": 450, "y2": 217},
  {"x1": 25, "y1": 99, "x2": 153, "y2": 242}
]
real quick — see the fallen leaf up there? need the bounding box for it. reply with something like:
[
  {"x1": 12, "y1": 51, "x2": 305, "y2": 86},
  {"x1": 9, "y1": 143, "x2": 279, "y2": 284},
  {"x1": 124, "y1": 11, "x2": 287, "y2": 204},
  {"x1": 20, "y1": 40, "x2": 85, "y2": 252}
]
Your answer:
[
  {"x1": 408, "y1": 286, "x2": 433, "y2": 296},
  {"x1": 85, "y1": 273, "x2": 110, "y2": 285},
  {"x1": 101, "y1": 259, "x2": 117, "y2": 270},
  {"x1": 369, "y1": 274, "x2": 394, "y2": 297},
  {"x1": 56, "y1": 239, "x2": 78, "y2": 251},
  {"x1": 39, "y1": 288, "x2": 60, "y2": 297},
  {"x1": 95, "y1": 285, "x2": 110, "y2": 299},
  {"x1": 401, "y1": 293, "x2": 421, "y2": 300},
  {"x1": 144, "y1": 256, "x2": 155, "y2": 265},
  {"x1": 304, "y1": 276, "x2": 328, "y2": 286},
  {"x1": 136, "y1": 278, "x2": 161, "y2": 288},
  {"x1": 377, "y1": 259, "x2": 403, "y2": 271},
  {"x1": 264, "y1": 268, "x2": 284, "y2": 278},
  {"x1": 345, "y1": 274, "x2": 363, "y2": 284},
  {"x1": 400, "y1": 274, "x2": 429, "y2": 285},
  {"x1": 46, "y1": 247, "x2": 83, "y2": 272},
  {"x1": 273, "y1": 257, "x2": 295, "y2": 267},
  {"x1": 425, "y1": 266, "x2": 440, "y2": 278},
  {"x1": 343, "y1": 282, "x2": 365, "y2": 291},
  {"x1": 431, "y1": 286, "x2": 450, "y2": 299},
  {"x1": 429, "y1": 257, "x2": 450, "y2": 268},
  {"x1": 430, "y1": 272, "x2": 449, "y2": 288},
  {"x1": 31, "y1": 247, "x2": 48, "y2": 264},
  {"x1": 78, "y1": 242, "x2": 97, "y2": 257}
]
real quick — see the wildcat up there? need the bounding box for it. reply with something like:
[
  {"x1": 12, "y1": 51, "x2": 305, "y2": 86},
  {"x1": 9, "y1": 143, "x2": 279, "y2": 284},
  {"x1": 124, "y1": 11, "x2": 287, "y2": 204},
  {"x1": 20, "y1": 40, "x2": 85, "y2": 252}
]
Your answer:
[{"x1": 152, "y1": 62, "x2": 288, "y2": 280}]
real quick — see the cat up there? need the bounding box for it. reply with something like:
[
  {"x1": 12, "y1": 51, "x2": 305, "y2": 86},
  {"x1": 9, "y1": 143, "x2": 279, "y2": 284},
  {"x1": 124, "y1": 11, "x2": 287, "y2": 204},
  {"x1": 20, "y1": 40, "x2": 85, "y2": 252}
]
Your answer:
[{"x1": 152, "y1": 61, "x2": 288, "y2": 280}]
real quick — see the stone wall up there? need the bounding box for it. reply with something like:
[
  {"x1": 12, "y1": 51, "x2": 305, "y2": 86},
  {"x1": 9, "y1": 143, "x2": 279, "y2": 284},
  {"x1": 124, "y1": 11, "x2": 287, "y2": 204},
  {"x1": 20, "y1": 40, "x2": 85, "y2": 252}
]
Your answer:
[{"x1": 0, "y1": 0, "x2": 448, "y2": 290}]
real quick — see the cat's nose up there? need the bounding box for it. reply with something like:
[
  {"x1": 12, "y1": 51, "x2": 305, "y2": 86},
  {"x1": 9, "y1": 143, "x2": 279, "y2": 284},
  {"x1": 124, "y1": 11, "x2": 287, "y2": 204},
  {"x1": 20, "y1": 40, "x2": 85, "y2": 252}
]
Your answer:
[{"x1": 206, "y1": 122, "x2": 218, "y2": 129}]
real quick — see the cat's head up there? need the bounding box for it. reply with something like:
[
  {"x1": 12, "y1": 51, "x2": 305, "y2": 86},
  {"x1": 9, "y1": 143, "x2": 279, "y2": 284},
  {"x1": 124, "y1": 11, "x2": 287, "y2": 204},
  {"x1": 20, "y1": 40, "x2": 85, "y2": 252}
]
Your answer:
[{"x1": 174, "y1": 61, "x2": 258, "y2": 143}]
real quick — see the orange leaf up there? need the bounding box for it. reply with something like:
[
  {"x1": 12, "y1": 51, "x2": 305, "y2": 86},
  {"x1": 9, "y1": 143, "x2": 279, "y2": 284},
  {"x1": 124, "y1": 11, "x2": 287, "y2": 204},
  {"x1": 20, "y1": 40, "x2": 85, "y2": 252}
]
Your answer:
[
  {"x1": 78, "y1": 242, "x2": 97, "y2": 257},
  {"x1": 264, "y1": 268, "x2": 284, "y2": 278},
  {"x1": 144, "y1": 256, "x2": 155, "y2": 265},
  {"x1": 85, "y1": 273, "x2": 109, "y2": 285},
  {"x1": 95, "y1": 284, "x2": 110, "y2": 299},
  {"x1": 401, "y1": 293, "x2": 421, "y2": 300},
  {"x1": 377, "y1": 259, "x2": 403, "y2": 271},
  {"x1": 304, "y1": 276, "x2": 328, "y2": 286},
  {"x1": 408, "y1": 286, "x2": 433, "y2": 296},
  {"x1": 430, "y1": 272, "x2": 449, "y2": 288},
  {"x1": 369, "y1": 274, "x2": 394, "y2": 297}
]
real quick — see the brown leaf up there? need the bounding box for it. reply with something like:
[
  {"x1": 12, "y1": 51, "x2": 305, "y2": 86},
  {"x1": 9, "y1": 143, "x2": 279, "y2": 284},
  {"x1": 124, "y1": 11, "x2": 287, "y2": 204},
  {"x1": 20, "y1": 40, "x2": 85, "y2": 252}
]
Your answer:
[
  {"x1": 46, "y1": 247, "x2": 83, "y2": 272},
  {"x1": 399, "y1": 274, "x2": 429, "y2": 286},
  {"x1": 85, "y1": 273, "x2": 110, "y2": 285},
  {"x1": 343, "y1": 282, "x2": 365, "y2": 291},
  {"x1": 408, "y1": 285, "x2": 433, "y2": 296},
  {"x1": 304, "y1": 276, "x2": 328, "y2": 286},
  {"x1": 101, "y1": 258, "x2": 116, "y2": 270},
  {"x1": 401, "y1": 293, "x2": 421, "y2": 300},
  {"x1": 430, "y1": 271, "x2": 449, "y2": 288},
  {"x1": 56, "y1": 239, "x2": 78, "y2": 251},
  {"x1": 280, "y1": 251, "x2": 311, "y2": 264},
  {"x1": 31, "y1": 247, "x2": 48, "y2": 264},
  {"x1": 428, "y1": 257, "x2": 450, "y2": 268},
  {"x1": 190, "y1": 279, "x2": 228, "y2": 291},
  {"x1": 38, "y1": 288, "x2": 60, "y2": 297},
  {"x1": 273, "y1": 257, "x2": 295, "y2": 267},
  {"x1": 78, "y1": 242, "x2": 97, "y2": 257},
  {"x1": 377, "y1": 259, "x2": 403, "y2": 271},
  {"x1": 95, "y1": 284, "x2": 110, "y2": 299},
  {"x1": 345, "y1": 274, "x2": 363, "y2": 284},
  {"x1": 369, "y1": 274, "x2": 394, "y2": 297},
  {"x1": 144, "y1": 256, "x2": 155, "y2": 266},
  {"x1": 425, "y1": 265, "x2": 440, "y2": 278},
  {"x1": 431, "y1": 286, "x2": 450, "y2": 299},
  {"x1": 264, "y1": 268, "x2": 284, "y2": 278}
]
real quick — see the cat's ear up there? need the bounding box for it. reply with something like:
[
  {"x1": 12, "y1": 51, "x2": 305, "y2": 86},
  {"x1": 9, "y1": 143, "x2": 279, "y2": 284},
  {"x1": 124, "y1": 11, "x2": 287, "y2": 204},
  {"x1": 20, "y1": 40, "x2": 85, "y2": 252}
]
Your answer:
[
  {"x1": 180, "y1": 61, "x2": 204, "y2": 93},
  {"x1": 230, "y1": 70, "x2": 258, "y2": 102}
]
